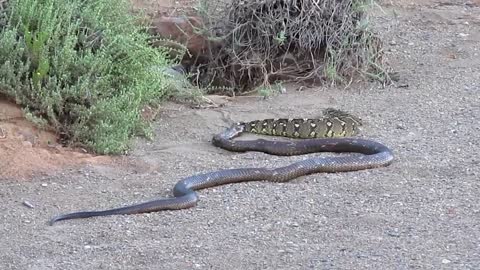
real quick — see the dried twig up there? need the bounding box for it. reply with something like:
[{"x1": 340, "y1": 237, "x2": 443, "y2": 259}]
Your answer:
[{"x1": 185, "y1": 0, "x2": 389, "y2": 94}]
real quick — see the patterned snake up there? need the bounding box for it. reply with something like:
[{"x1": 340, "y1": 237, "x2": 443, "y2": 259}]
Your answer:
[{"x1": 49, "y1": 109, "x2": 394, "y2": 225}]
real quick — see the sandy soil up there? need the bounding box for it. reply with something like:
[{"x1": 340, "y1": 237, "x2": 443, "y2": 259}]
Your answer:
[
  {"x1": 1, "y1": 0, "x2": 479, "y2": 269},
  {"x1": 0, "y1": 100, "x2": 113, "y2": 179}
]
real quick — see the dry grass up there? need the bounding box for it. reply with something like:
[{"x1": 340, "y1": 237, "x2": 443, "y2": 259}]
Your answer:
[{"x1": 184, "y1": 0, "x2": 392, "y2": 94}]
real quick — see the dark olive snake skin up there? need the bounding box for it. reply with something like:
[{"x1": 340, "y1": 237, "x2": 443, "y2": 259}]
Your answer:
[{"x1": 49, "y1": 109, "x2": 394, "y2": 225}]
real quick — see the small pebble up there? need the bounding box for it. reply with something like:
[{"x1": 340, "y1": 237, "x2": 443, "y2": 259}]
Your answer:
[
  {"x1": 442, "y1": 259, "x2": 451, "y2": 264},
  {"x1": 22, "y1": 141, "x2": 33, "y2": 148},
  {"x1": 41, "y1": 183, "x2": 48, "y2": 187},
  {"x1": 23, "y1": 201, "x2": 34, "y2": 208}
]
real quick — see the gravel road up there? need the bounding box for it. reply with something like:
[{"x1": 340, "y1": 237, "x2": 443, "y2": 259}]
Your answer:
[{"x1": 1, "y1": 2, "x2": 479, "y2": 269}]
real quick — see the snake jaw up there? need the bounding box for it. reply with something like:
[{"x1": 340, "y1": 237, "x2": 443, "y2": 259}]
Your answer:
[
  {"x1": 222, "y1": 123, "x2": 245, "y2": 139},
  {"x1": 234, "y1": 122, "x2": 246, "y2": 132},
  {"x1": 211, "y1": 123, "x2": 245, "y2": 146}
]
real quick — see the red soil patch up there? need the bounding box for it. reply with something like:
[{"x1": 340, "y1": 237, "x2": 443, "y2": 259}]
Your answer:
[{"x1": 0, "y1": 99, "x2": 112, "y2": 180}]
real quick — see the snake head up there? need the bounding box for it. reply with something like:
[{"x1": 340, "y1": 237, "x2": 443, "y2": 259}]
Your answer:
[
  {"x1": 222, "y1": 122, "x2": 245, "y2": 139},
  {"x1": 227, "y1": 122, "x2": 245, "y2": 137},
  {"x1": 212, "y1": 122, "x2": 245, "y2": 144},
  {"x1": 322, "y1": 108, "x2": 363, "y2": 126}
]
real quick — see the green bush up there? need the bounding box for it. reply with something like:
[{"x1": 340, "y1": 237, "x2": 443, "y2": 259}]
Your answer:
[{"x1": 0, "y1": 0, "x2": 174, "y2": 154}]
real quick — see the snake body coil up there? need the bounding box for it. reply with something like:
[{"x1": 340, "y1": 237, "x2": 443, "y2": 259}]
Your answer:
[{"x1": 49, "y1": 110, "x2": 394, "y2": 225}]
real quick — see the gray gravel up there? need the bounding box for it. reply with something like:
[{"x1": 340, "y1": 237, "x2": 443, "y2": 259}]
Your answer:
[{"x1": 1, "y1": 2, "x2": 479, "y2": 270}]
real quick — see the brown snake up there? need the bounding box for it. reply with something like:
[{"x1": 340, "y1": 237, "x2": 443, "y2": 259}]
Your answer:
[{"x1": 49, "y1": 110, "x2": 394, "y2": 225}]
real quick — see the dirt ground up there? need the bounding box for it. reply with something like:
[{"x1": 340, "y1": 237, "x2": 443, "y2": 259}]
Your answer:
[
  {"x1": 0, "y1": 99, "x2": 115, "y2": 179},
  {"x1": 1, "y1": 0, "x2": 479, "y2": 269}
]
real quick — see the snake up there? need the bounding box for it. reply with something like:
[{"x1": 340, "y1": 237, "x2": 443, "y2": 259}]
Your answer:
[{"x1": 49, "y1": 109, "x2": 394, "y2": 225}]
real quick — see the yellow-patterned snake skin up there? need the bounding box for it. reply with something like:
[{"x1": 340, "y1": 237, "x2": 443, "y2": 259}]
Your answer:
[
  {"x1": 243, "y1": 108, "x2": 362, "y2": 138},
  {"x1": 50, "y1": 109, "x2": 393, "y2": 225}
]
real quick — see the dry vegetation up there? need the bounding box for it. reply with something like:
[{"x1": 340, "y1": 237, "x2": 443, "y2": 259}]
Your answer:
[{"x1": 182, "y1": 0, "x2": 392, "y2": 94}]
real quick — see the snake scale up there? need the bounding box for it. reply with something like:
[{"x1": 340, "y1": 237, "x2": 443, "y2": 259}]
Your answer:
[{"x1": 49, "y1": 109, "x2": 394, "y2": 225}]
